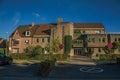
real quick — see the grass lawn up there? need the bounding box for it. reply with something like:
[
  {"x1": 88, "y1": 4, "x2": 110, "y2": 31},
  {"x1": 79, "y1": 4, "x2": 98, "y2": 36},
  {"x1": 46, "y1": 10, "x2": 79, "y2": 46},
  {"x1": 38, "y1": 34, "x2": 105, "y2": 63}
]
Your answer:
[{"x1": 13, "y1": 59, "x2": 41, "y2": 64}]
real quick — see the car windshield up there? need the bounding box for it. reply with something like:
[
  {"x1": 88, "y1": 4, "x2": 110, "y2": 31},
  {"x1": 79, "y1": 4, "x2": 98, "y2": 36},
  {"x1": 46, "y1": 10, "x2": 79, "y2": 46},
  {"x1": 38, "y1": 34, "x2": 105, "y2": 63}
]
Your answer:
[{"x1": 0, "y1": 54, "x2": 5, "y2": 58}]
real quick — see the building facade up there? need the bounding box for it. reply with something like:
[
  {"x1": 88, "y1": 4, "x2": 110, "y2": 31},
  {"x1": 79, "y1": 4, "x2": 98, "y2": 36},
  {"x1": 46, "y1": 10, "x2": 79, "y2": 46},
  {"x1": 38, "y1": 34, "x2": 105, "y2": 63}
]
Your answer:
[{"x1": 9, "y1": 18, "x2": 120, "y2": 56}]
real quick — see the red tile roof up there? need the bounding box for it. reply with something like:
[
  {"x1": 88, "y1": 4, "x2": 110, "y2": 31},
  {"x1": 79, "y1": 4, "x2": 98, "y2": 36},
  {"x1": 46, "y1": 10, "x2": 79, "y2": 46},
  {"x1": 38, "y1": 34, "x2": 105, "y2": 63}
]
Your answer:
[
  {"x1": 34, "y1": 24, "x2": 51, "y2": 35},
  {"x1": 74, "y1": 23, "x2": 104, "y2": 28}
]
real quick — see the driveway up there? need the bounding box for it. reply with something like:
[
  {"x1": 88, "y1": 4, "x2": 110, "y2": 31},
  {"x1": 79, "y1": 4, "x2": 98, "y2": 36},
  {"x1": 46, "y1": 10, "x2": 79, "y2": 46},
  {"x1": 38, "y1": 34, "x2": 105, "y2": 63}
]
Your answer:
[{"x1": 0, "y1": 62, "x2": 40, "y2": 80}]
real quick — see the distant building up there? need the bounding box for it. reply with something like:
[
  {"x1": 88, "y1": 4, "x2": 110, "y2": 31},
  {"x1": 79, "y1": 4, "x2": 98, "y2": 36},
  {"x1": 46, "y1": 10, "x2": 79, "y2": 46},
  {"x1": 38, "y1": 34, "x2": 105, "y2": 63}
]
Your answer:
[
  {"x1": 9, "y1": 18, "x2": 120, "y2": 56},
  {"x1": 0, "y1": 38, "x2": 6, "y2": 48}
]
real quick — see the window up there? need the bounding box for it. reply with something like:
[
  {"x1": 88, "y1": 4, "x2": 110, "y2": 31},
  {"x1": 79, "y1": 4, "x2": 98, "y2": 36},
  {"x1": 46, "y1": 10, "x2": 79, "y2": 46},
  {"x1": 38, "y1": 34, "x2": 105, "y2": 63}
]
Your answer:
[
  {"x1": 25, "y1": 40, "x2": 29, "y2": 44},
  {"x1": 47, "y1": 37, "x2": 50, "y2": 43},
  {"x1": 83, "y1": 30, "x2": 85, "y2": 34},
  {"x1": 119, "y1": 38, "x2": 120, "y2": 42},
  {"x1": 98, "y1": 37, "x2": 105, "y2": 43},
  {"x1": 98, "y1": 48, "x2": 102, "y2": 52},
  {"x1": 87, "y1": 37, "x2": 95, "y2": 43},
  {"x1": 62, "y1": 27, "x2": 65, "y2": 43},
  {"x1": 36, "y1": 38, "x2": 39, "y2": 43},
  {"x1": 102, "y1": 38, "x2": 105, "y2": 42},
  {"x1": 95, "y1": 30, "x2": 101, "y2": 34},
  {"x1": 115, "y1": 38, "x2": 117, "y2": 42},
  {"x1": 42, "y1": 38, "x2": 44, "y2": 43},
  {"x1": 74, "y1": 30, "x2": 81, "y2": 36},
  {"x1": 13, "y1": 39, "x2": 19, "y2": 45},
  {"x1": 52, "y1": 28, "x2": 56, "y2": 39},
  {"x1": 86, "y1": 48, "x2": 94, "y2": 52},
  {"x1": 25, "y1": 31, "x2": 30, "y2": 36},
  {"x1": 13, "y1": 48, "x2": 19, "y2": 53}
]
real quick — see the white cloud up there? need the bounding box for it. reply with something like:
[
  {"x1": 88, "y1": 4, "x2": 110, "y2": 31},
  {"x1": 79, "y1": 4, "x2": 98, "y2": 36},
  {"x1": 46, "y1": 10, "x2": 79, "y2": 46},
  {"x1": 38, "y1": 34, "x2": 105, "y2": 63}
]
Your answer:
[
  {"x1": 33, "y1": 12, "x2": 40, "y2": 17},
  {"x1": 12, "y1": 12, "x2": 21, "y2": 27},
  {"x1": 13, "y1": 19, "x2": 19, "y2": 26}
]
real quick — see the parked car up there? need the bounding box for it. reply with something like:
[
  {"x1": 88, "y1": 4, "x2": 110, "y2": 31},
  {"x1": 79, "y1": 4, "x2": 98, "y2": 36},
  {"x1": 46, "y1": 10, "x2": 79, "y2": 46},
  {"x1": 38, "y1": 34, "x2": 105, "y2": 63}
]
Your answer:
[{"x1": 0, "y1": 53, "x2": 13, "y2": 65}]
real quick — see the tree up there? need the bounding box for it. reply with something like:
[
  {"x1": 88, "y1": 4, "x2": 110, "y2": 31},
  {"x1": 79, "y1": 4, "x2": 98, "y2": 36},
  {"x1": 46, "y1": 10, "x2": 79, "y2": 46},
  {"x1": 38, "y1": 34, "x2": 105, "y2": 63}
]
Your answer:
[
  {"x1": 25, "y1": 45, "x2": 42, "y2": 57},
  {"x1": 64, "y1": 35, "x2": 72, "y2": 54},
  {"x1": 51, "y1": 37, "x2": 61, "y2": 53},
  {"x1": 103, "y1": 42, "x2": 120, "y2": 54},
  {"x1": 34, "y1": 45, "x2": 42, "y2": 55}
]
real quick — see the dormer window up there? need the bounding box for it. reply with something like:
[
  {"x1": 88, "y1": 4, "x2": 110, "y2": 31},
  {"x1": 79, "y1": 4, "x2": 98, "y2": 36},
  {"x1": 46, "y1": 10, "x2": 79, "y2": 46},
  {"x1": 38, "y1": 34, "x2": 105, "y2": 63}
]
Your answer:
[{"x1": 25, "y1": 31, "x2": 30, "y2": 36}]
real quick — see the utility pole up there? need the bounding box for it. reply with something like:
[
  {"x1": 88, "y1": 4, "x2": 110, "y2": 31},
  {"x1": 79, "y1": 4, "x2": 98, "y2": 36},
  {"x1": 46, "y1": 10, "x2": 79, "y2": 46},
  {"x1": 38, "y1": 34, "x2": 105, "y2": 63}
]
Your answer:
[{"x1": 5, "y1": 32, "x2": 8, "y2": 55}]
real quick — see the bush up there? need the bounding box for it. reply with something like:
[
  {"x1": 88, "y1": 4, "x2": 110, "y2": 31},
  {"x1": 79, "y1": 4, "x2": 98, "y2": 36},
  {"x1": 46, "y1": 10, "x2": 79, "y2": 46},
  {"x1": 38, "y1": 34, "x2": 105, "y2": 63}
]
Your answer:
[
  {"x1": 9, "y1": 53, "x2": 29, "y2": 59},
  {"x1": 39, "y1": 59, "x2": 56, "y2": 77},
  {"x1": 99, "y1": 54, "x2": 120, "y2": 61},
  {"x1": 0, "y1": 48, "x2": 5, "y2": 54}
]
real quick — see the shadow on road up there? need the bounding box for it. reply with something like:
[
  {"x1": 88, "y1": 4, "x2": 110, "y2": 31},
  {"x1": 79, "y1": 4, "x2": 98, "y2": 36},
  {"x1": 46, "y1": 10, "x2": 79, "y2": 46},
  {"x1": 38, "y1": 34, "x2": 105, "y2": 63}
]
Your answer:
[{"x1": 0, "y1": 62, "x2": 40, "y2": 77}]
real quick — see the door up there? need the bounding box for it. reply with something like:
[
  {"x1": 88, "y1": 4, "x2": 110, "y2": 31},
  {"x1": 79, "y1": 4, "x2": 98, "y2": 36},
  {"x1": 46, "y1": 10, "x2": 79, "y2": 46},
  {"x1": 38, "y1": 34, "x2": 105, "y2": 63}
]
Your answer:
[{"x1": 74, "y1": 48, "x2": 82, "y2": 55}]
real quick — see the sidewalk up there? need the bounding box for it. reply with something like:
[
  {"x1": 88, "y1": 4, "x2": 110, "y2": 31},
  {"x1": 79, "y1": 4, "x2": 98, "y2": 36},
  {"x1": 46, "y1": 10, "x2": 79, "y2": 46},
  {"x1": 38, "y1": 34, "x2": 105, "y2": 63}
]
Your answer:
[{"x1": 70, "y1": 56, "x2": 96, "y2": 65}]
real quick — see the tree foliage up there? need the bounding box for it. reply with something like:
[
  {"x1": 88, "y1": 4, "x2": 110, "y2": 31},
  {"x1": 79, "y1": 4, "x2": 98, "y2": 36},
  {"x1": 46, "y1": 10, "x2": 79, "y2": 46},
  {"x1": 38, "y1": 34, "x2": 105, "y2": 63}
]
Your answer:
[
  {"x1": 25, "y1": 45, "x2": 42, "y2": 57},
  {"x1": 103, "y1": 42, "x2": 120, "y2": 54},
  {"x1": 64, "y1": 35, "x2": 72, "y2": 54},
  {"x1": 51, "y1": 37, "x2": 61, "y2": 53}
]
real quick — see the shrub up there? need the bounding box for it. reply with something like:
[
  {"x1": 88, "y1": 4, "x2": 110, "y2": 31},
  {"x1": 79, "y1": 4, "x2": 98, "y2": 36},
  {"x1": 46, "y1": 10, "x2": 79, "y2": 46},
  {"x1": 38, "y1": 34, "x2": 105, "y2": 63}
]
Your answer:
[
  {"x1": 99, "y1": 54, "x2": 120, "y2": 61},
  {"x1": 0, "y1": 48, "x2": 5, "y2": 54},
  {"x1": 9, "y1": 53, "x2": 29, "y2": 60},
  {"x1": 39, "y1": 59, "x2": 56, "y2": 77}
]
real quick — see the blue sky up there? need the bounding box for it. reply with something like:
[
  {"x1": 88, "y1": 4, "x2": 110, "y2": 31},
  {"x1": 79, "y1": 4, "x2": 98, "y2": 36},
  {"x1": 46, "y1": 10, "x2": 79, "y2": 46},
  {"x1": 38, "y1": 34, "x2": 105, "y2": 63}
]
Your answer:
[{"x1": 0, "y1": 0, "x2": 120, "y2": 39}]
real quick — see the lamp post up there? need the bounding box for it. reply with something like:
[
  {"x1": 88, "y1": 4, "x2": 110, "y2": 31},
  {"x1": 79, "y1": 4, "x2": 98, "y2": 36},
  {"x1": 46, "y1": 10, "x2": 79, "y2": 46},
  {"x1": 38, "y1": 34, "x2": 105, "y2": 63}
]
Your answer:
[{"x1": 5, "y1": 32, "x2": 8, "y2": 55}]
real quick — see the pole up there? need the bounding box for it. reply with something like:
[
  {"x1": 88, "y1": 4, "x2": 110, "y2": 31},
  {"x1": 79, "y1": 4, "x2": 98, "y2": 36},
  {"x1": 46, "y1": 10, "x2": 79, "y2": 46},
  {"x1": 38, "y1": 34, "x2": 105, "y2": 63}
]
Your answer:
[{"x1": 6, "y1": 32, "x2": 8, "y2": 55}]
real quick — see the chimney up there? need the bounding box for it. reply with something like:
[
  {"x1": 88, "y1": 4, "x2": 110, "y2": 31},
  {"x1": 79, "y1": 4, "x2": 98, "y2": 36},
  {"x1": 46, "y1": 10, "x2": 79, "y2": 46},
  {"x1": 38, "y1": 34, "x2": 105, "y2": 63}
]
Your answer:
[
  {"x1": 32, "y1": 22, "x2": 35, "y2": 27},
  {"x1": 57, "y1": 18, "x2": 62, "y2": 24}
]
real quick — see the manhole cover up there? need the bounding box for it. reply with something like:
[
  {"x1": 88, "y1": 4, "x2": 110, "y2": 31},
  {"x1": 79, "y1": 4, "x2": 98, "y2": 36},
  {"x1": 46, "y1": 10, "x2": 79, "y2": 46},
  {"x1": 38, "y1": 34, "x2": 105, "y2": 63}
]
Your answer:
[{"x1": 80, "y1": 67, "x2": 104, "y2": 73}]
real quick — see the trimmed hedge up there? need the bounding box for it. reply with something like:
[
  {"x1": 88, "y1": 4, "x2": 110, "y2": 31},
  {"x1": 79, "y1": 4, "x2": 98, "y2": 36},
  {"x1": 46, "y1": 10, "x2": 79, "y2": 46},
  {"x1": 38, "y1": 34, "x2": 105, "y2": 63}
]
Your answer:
[
  {"x1": 9, "y1": 53, "x2": 69, "y2": 61},
  {"x1": 99, "y1": 54, "x2": 120, "y2": 60}
]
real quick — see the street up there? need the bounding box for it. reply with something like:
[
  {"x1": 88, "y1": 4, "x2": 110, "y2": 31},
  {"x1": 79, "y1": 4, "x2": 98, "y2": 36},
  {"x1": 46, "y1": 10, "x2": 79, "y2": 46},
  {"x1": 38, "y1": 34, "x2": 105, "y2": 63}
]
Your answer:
[
  {"x1": 0, "y1": 57, "x2": 120, "y2": 80},
  {"x1": 0, "y1": 62, "x2": 40, "y2": 80},
  {"x1": 48, "y1": 63, "x2": 120, "y2": 80}
]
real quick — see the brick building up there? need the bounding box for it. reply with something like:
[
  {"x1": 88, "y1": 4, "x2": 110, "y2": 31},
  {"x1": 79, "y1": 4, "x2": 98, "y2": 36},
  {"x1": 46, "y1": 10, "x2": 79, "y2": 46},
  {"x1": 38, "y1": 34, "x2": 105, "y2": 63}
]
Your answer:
[{"x1": 9, "y1": 18, "x2": 120, "y2": 56}]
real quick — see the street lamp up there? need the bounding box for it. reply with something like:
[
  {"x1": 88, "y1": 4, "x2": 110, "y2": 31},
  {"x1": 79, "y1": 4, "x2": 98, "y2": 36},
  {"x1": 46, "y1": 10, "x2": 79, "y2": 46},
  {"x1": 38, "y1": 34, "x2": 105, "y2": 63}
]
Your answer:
[{"x1": 5, "y1": 32, "x2": 8, "y2": 55}]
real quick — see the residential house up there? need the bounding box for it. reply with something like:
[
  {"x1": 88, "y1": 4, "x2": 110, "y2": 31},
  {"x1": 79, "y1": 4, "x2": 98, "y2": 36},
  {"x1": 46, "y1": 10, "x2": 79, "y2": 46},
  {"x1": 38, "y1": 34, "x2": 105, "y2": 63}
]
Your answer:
[{"x1": 9, "y1": 18, "x2": 120, "y2": 56}]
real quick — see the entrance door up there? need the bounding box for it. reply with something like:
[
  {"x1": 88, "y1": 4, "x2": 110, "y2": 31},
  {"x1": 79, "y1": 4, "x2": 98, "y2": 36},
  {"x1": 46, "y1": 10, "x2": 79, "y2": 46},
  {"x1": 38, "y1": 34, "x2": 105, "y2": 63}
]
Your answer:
[
  {"x1": 13, "y1": 48, "x2": 19, "y2": 53},
  {"x1": 74, "y1": 48, "x2": 82, "y2": 55}
]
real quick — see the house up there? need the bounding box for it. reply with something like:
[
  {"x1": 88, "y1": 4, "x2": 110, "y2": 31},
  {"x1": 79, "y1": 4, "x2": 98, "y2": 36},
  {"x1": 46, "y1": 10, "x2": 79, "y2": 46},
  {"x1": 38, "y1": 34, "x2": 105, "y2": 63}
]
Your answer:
[
  {"x1": 0, "y1": 38, "x2": 6, "y2": 48},
  {"x1": 9, "y1": 18, "x2": 120, "y2": 56}
]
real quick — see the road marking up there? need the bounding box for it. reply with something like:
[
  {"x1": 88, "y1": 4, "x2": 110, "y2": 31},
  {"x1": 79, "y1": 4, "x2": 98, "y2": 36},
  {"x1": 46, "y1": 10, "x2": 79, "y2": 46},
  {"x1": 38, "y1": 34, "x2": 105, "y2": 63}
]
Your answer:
[{"x1": 80, "y1": 67, "x2": 104, "y2": 73}]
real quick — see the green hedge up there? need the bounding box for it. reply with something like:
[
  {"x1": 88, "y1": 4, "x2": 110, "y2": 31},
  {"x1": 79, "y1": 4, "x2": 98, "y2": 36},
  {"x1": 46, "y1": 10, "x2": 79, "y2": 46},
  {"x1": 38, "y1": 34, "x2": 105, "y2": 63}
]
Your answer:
[
  {"x1": 99, "y1": 54, "x2": 120, "y2": 60},
  {"x1": 0, "y1": 48, "x2": 5, "y2": 54},
  {"x1": 9, "y1": 53, "x2": 69, "y2": 61}
]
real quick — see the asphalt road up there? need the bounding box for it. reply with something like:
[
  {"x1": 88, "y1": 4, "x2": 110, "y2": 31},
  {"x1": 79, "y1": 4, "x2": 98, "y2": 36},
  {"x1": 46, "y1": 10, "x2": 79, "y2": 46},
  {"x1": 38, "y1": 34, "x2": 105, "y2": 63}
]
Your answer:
[
  {"x1": 0, "y1": 62, "x2": 40, "y2": 80},
  {"x1": 47, "y1": 63, "x2": 120, "y2": 80},
  {"x1": 45, "y1": 56, "x2": 120, "y2": 80},
  {"x1": 0, "y1": 57, "x2": 120, "y2": 80}
]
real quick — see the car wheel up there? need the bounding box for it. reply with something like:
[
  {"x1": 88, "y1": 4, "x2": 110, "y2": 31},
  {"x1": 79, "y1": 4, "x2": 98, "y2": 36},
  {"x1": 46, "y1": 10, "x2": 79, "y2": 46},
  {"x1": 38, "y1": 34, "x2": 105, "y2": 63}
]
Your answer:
[{"x1": 8, "y1": 60, "x2": 12, "y2": 65}]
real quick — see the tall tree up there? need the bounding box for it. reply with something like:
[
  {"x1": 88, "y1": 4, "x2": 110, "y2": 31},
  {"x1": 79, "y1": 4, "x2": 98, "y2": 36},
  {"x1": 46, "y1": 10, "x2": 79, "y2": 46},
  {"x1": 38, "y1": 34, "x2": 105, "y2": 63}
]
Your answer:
[{"x1": 51, "y1": 37, "x2": 61, "y2": 53}]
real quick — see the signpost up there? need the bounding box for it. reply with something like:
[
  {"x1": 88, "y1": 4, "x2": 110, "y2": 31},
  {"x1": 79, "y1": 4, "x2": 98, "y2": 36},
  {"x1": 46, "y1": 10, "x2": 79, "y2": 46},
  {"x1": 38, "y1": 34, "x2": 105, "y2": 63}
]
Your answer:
[
  {"x1": 59, "y1": 44, "x2": 64, "y2": 61},
  {"x1": 107, "y1": 43, "x2": 113, "y2": 63}
]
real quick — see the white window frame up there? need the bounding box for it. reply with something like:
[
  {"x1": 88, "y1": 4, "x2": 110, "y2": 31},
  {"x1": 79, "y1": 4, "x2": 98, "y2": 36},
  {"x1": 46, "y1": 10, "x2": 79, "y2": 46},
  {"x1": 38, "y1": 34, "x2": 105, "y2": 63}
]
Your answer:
[{"x1": 25, "y1": 31, "x2": 30, "y2": 36}]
